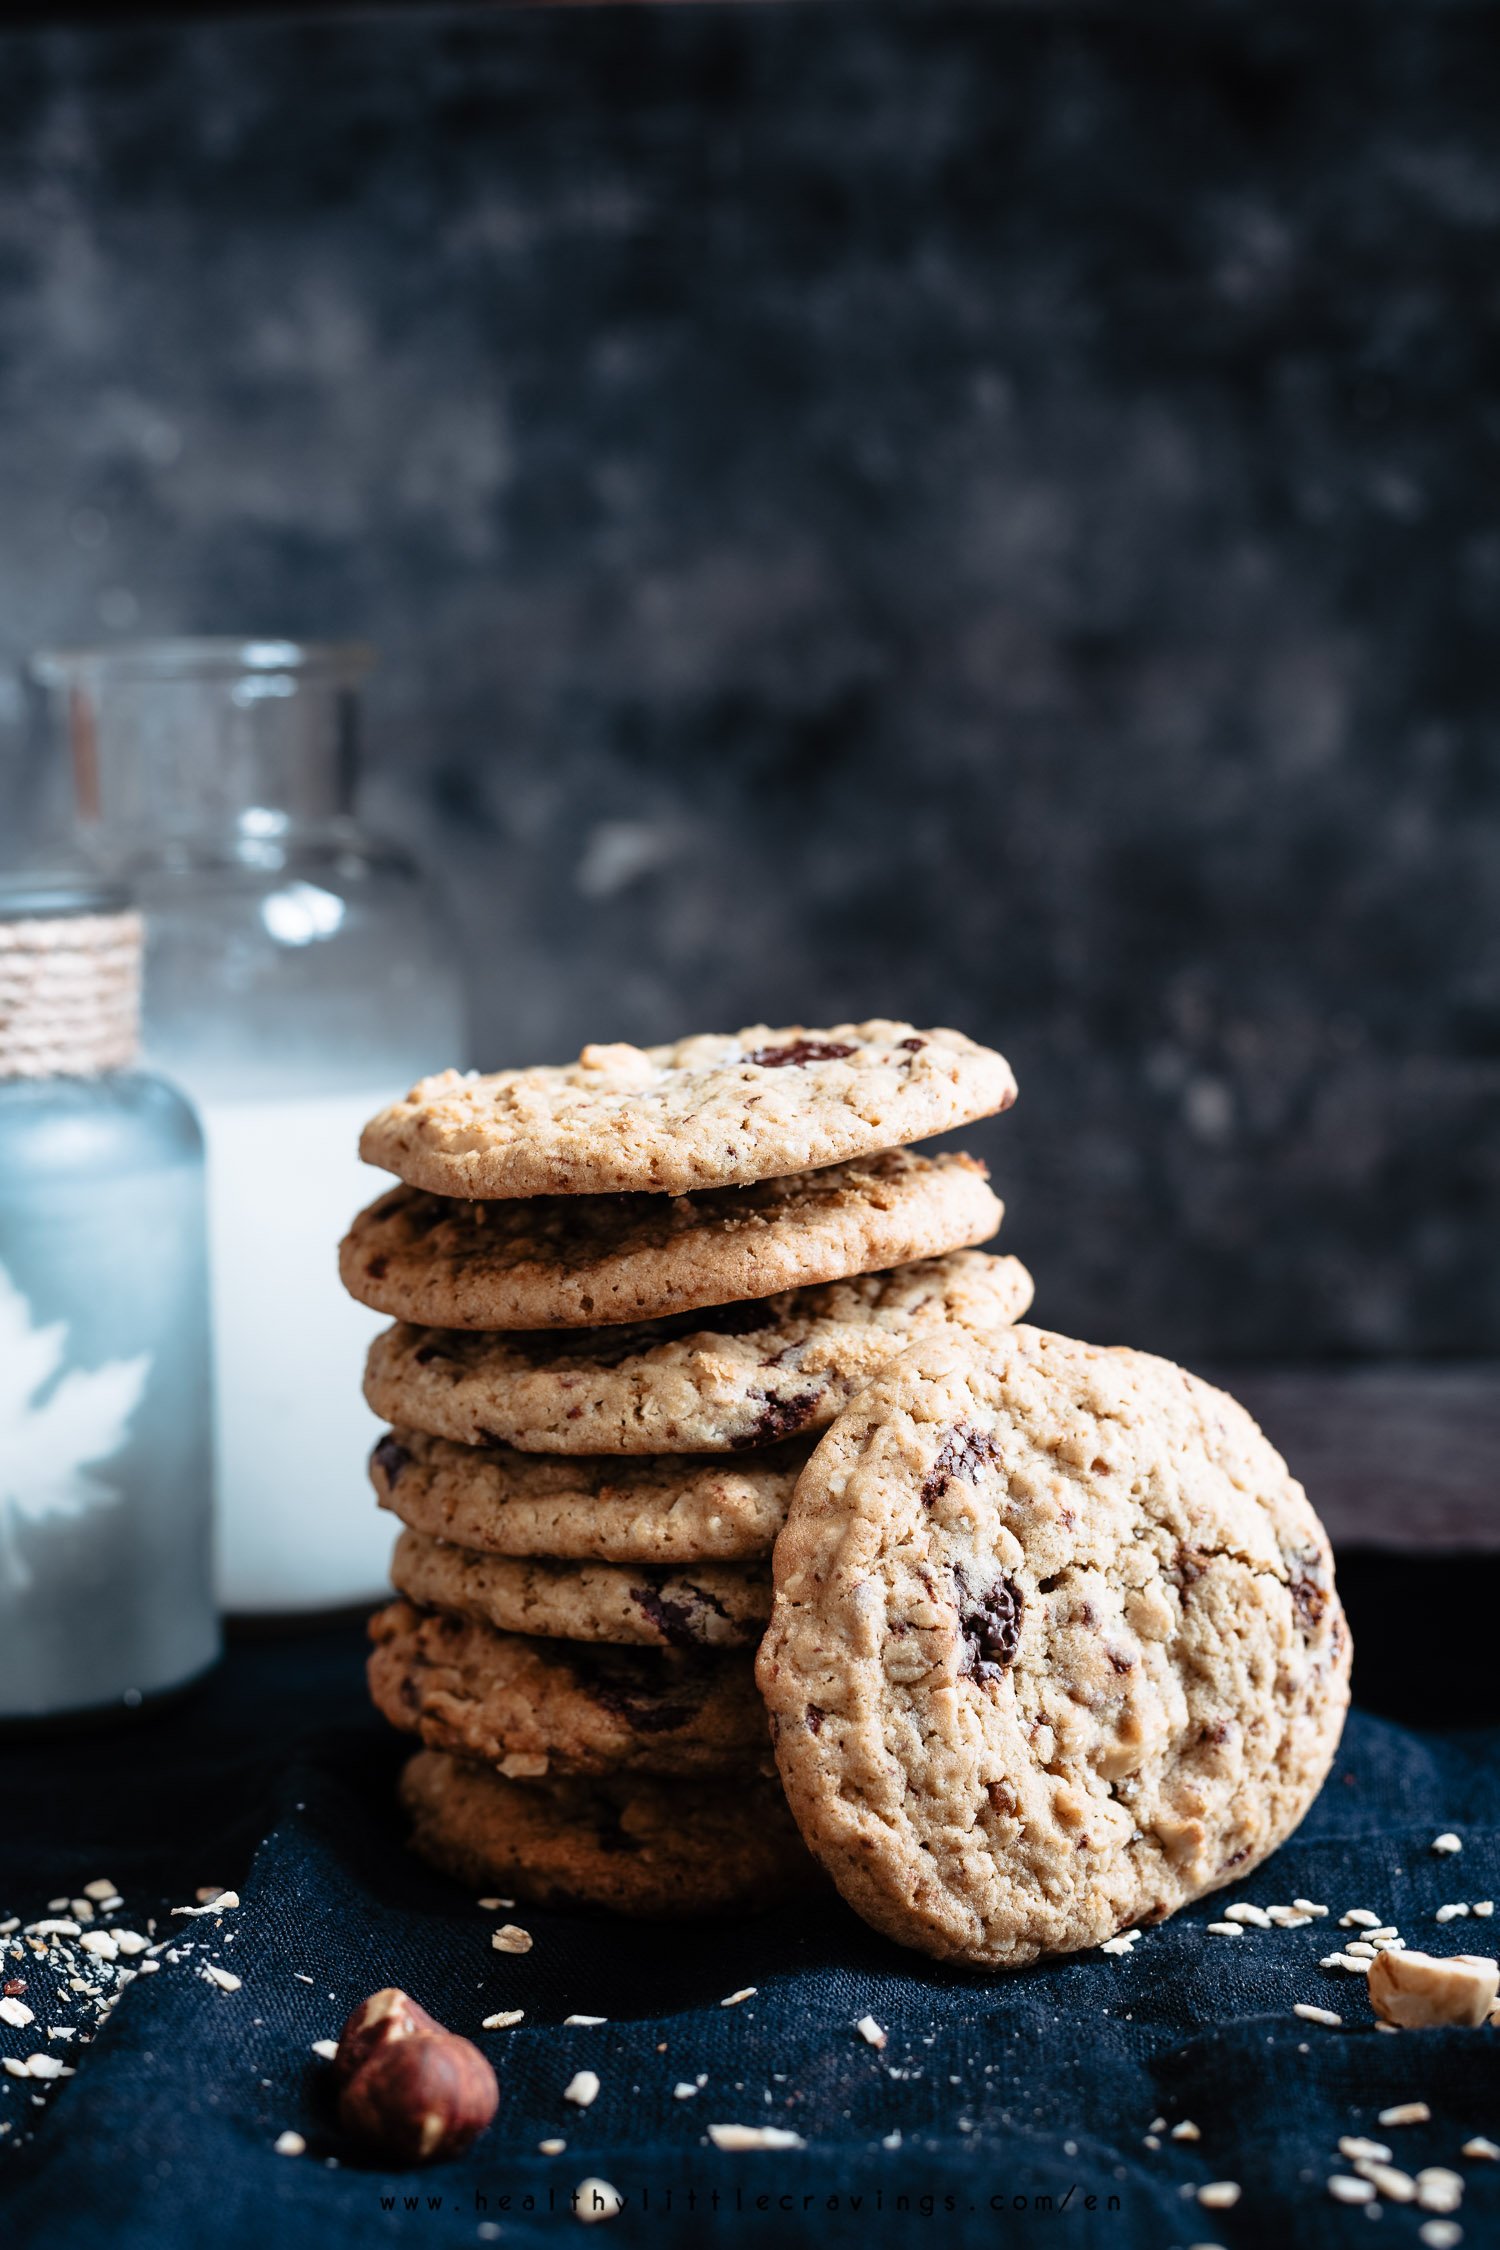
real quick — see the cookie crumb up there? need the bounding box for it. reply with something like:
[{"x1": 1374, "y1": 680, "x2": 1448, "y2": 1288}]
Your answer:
[
  {"x1": 1206, "y1": 1923, "x2": 1243, "y2": 1938},
  {"x1": 1461, "y1": 2137, "x2": 1499, "y2": 2160},
  {"x1": 1353, "y1": 2159, "x2": 1416, "y2": 2203},
  {"x1": 482, "y1": 2010, "x2": 524, "y2": 2031},
  {"x1": 1435, "y1": 1903, "x2": 1470, "y2": 1923},
  {"x1": 1418, "y1": 2223, "x2": 1462, "y2": 2250},
  {"x1": 492, "y1": 1925, "x2": 533, "y2": 1955},
  {"x1": 565, "y1": 2071, "x2": 601, "y2": 2108},
  {"x1": 274, "y1": 2131, "x2": 305, "y2": 2157},
  {"x1": 1171, "y1": 2121, "x2": 1200, "y2": 2143},
  {"x1": 574, "y1": 2177, "x2": 623, "y2": 2224},
  {"x1": 1378, "y1": 2103, "x2": 1431, "y2": 2128},
  {"x1": 1432, "y1": 1833, "x2": 1462, "y2": 1855},
  {"x1": 1223, "y1": 1903, "x2": 1272, "y2": 1929},
  {"x1": 565, "y1": 2015, "x2": 608, "y2": 2027},
  {"x1": 539, "y1": 2138, "x2": 565, "y2": 2155},
  {"x1": 310, "y1": 2040, "x2": 338, "y2": 2061},
  {"x1": 1292, "y1": 2003, "x2": 1341, "y2": 2027},
  {"x1": 856, "y1": 2016, "x2": 887, "y2": 2050},
  {"x1": 719, "y1": 1988, "x2": 756, "y2": 2007},
  {"x1": 1369, "y1": 1948, "x2": 1499, "y2": 2028},
  {"x1": 1340, "y1": 2137, "x2": 1393, "y2": 2163},
  {"x1": 200, "y1": 1966, "x2": 241, "y2": 1992},
  {"x1": 1328, "y1": 2176, "x2": 1376, "y2": 2205},
  {"x1": 673, "y1": 2083, "x2": 699, "y2": 2100},
  {"x1": 707, "y1": 2124, "x2": 806, "y2": 2151},
  {"x1": 1196, "y1": 2182, "x2": 1240, "y2": 2209},
  {"x1": 1415, "y1": 2168, "x2": 1464, "y2": 2215},
  {"x1": 1341, "y1": 1909, "x2": 1382, "y2": 1929}
]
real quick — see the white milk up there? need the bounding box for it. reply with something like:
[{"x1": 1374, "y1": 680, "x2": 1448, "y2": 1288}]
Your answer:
[{"x1": 195, "y1": 1087, "x2": 397, "y2": 1612}]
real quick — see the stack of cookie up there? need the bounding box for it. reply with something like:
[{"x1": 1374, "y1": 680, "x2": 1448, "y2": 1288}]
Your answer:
[{"x1": 340, "y1": 1022, "x2": 1029, "y2": 1917}]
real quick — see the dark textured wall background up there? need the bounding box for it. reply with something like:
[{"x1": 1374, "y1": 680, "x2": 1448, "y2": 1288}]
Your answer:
[{"x1": 1, "y1": 2, "x2": 1498, "y2": 1361}]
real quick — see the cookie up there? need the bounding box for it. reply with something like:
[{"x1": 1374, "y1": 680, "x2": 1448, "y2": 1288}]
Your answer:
[
  {"x1": 368, "y1": 1599, "x2": 768, "y2": 1778},
  {"x1": 400, "y1": 1750, "x2": 815, "y2": 1917},
  {"x1": 757, "y1": 1326, "x2": 1351, "y2": 1969},
  {"x1": 373, "y1": 1429, "x2": 805, "y2": 1564},
  {"x1": 364, "y1": 1250, "x2": 1034, "y2": 1455},
  {"x1": 341, "y1": 1149, "x2": 1003, "y2": 1330},
  {"x1": 390, "y1": 1526, "x2": 770, "y2": 1650},
  {"x1": 359, "y1": 1021, "x2": 1017, "y2": 1198}
]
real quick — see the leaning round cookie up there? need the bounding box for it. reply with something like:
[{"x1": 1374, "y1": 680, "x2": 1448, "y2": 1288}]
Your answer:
[
  {"x1": 359, "y1": 1021, "x2": 1017, "y2": 1198},
  {"x1": 757, "y1": 1327, "x2": 1351, "y2": 1969},
  {"x1": 341, "y1": 1149, "x2": 1003, "y2": 1329},
  {"x1": 368, "y1": 1599, "x2": 768, "y2": 1778},
  {"x1": 364, "y1": 1250, "x2": 1034, "y2": 1455},
  {"x1": 373, "y1": 1429, "x2": 807, "y2": 1563},
  {"x1": 400, "y1": 1751, "x2": 815, "y2": 1917},
  {"x1": 391, "y1": 1526, "x2": 770, "y2": 1650}
]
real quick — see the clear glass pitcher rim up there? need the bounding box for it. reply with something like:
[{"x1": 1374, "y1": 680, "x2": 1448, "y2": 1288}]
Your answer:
[{"x1": 32, "y1": 638, "x2": 375, "y2": 687}]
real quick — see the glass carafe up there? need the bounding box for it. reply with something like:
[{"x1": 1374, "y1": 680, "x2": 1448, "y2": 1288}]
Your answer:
[{"x1": 33, "y1": 641, "x2": 467, "y2": 1615}]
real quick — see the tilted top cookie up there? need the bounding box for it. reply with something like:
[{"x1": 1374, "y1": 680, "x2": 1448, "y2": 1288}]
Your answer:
[
  {"x1": 341, "y1": 1149, "x2": 1002, "y2": 1329},
  {"x1": 359, "y1": 1021, "x2": 1017, "y2": 1198},
  {"x1": 757, "y1": 1326, "x2": 1350, "y2": 1969},
  {"x1": 364, "y1": 1250, "x2": 1034, "y2": 1455}
]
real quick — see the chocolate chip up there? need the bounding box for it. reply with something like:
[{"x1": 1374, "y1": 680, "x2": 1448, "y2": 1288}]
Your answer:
[
  {"x1": 364, "y1": 1254, "x2": 389, "y2": 1281},
  {"x1": 899, "y1": 1036, "x2": 925, "y2": 1052},
  {"x1": 954, "y1": 1570, "x2": 1023, "y2": 1684},
  {"x1": 805, "y1": 1704, "x2": 825, "y2": 1735},
  {"x1": 1290, "y1": 1576, "x2": 1327, "y2": 1631},
  {"x1": 628, "y1": 1579, "x2": 740, "y2": 1650},
  {"x1": 573, "y1": 1646, "x2": 710, "y2": 1735},
  {"x1": 2, "y1": 1979, "x2": 25, "y2": 1996},
  {"x1": 731, "y1": 1392, "x2": 821, "y2": 1448},
  {"x1": 745, "y1": 1040, "x2": 857, "y2": 1068},
  {"x1": 412, "y1": 1345, "x2": 451, "y2": 1367},
  {"x1": 371, "y1": 1434, "x2": 411, "y2": 1487},
  {"x1": 921, "y1": 1424, "x2": 1001, "y2": 1506}
]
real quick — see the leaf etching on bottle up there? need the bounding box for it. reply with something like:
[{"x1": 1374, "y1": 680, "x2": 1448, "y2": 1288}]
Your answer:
[{"x1": 0, "y1": 1263, "x2": 150, "y2": 1591}]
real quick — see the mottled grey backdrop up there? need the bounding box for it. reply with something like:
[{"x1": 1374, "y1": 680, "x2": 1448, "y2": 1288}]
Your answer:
[{"x1": 2, "y1": 2, "x2": 1497, "y2": 1362}]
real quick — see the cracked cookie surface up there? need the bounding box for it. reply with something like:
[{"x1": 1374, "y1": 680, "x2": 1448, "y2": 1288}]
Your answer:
[
  {"x1": 364, "y1": 1251, "x2": 1033, "y2": 1454},
  {"x1": 373, "y1": 1429, "x2": 807, "y2": 1563},
  {"x1": 757, "y1": 1326, "x2": 1351, "y2": 1968},
  {"x1": 400, "y1": 1750, "x2": 815, "y2": 1916},
  {"x1": 391, "y1": 1525, "x2": 770, "y2": 1649},
  {"x1": 369, "y1": 1598, "x2": 768, "y2": 1778},
  {"x1": 341, "y1": 1149, "x2": 1002, "y2": 1329},
  {"x1": 359, "y1": 1020, "x2": 1017, "y2": 1198}
]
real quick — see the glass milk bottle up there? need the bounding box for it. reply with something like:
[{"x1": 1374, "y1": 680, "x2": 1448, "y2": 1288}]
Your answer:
[
  {"x1": 0, "y1": 880, "x2": 217, "y2": 1720},
  {"x1": 33, "y1": 642, "x2": 466, "y2": 1615}
]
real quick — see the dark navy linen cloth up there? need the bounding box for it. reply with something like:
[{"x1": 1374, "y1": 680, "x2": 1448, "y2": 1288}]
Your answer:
[{"x1": 2, "y1": 1593, "x2": 1498, "y2": 2250}]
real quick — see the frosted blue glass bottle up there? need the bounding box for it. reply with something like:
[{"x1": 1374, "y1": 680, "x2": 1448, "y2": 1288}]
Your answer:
[{"x1": 0, "y1": 879, "x2": 218, "y2": 1723}]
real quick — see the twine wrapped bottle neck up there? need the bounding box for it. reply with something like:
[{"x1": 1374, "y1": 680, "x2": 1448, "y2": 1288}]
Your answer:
[{"x1": 0, "y1": 906, "x2": 143, "y2": 1079}]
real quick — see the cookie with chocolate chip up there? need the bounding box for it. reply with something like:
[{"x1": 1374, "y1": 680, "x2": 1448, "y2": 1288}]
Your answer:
[
  {"x1": 359, "y1": 1021, "x2": 1016, "y2": 1199},
  {"x1": 400, "y1": 1750, "x2": 815, "y2": 1917},
  {"x1": 363, "y1": 1251, "x2": 1033, "y2": 1455},
  {"x1": 757, "y1": 1326, "x2": 1350, "y2": 1968},
  {"x1": 373, "y1": 1429, "x2": 805, "y2": 1563},
  {"x1": 369, "y1": 1599, "x2": 768, "y2": 1778},
  {"x1": 390, "y1": 1526, "x2": 770, "y2": 1650},
  {"x1": 341, "y1": 1149, "x2": 1003, "y2": 1329}
]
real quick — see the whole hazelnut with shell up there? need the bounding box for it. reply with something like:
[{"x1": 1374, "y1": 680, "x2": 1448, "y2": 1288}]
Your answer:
[{"x1": 333, "y1": 1987, "x2": 498, "y2": 2164}]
